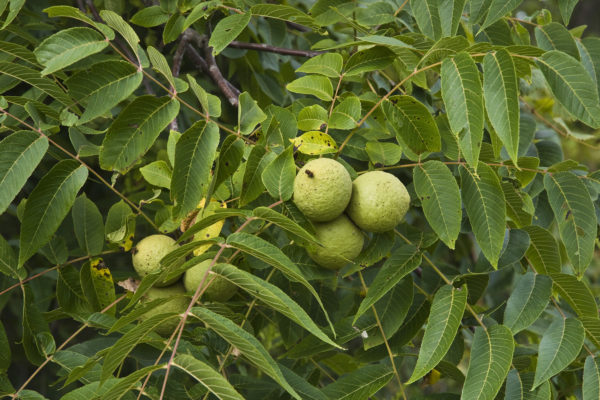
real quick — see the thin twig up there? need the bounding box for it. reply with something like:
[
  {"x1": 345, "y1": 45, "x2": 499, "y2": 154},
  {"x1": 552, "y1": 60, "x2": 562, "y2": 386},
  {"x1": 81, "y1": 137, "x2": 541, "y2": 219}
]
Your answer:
[
  {"x1": 204, "y1": 44, "x2": 240, "y2": 107},
  {"x1": 169, "y1": 31, "x2": 193, "y2": 131}
]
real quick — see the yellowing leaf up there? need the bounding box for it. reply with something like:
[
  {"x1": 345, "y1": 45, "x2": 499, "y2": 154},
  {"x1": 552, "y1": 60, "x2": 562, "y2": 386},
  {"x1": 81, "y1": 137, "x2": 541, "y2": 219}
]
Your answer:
[{"x1": 290, "y1": 131, "x2": 337, "y2": 155}]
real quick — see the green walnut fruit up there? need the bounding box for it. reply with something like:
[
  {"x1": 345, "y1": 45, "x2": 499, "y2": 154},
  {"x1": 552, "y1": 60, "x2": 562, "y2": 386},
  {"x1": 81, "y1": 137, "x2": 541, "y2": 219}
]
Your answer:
[
  {"x1": 308, "y1": 214, "x2": 364, "y2": 269},
  {"x1": 183, "y1": 259, "x2": 237, "y2": 302},
  {"x1": 139, "y1": 284, "x2": 189, "y2": 336},
  {"x1": 293, "y1": 158, "x2": 352, "y2": 222},
  {"x1": 347, "y1": 171, "x2": 410, "y2": 232},
  {"x1": 132, "y1": 234, "x2": 180, "y2": 287}
]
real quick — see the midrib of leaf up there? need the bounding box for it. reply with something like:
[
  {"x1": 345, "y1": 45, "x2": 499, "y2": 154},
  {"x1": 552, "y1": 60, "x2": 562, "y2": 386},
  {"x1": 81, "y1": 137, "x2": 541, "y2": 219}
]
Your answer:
[
  {"x1": 0, "y1": 135, "x2": 45, "y2": 189},
  {"x1": 487, "y1": 53, "x2": 518, "y2": 159},
  {"x1": 336, "y1": 370, "x2": 394, "y2": 400},
  {"x1": 506, "y1": 276, "x2": 536, "y2": 331},
  {"x1": 389, "y1": 100, "x2": 429, "y2": 148},
  {"x1": 471, "y1": 329, "x2": 493, "y2": 400},
  {"x1": 70, "y1": 70, "x2": 139, "y2": 107},
  {"x1": 177, "y1": 124, "x2": 210, "y2": 216},
  {"x1": 21, "y1": 166, "x2": 84, "y2": 262},
  {"x1": 110, "y1": 99, "x2": 173, "y2": 167},
  {"x1": 536, "y1": 318, "x2": 567, "y2": 383},
  {"x1": 537, "y1": 55, "x2": 600, "y2": 123},
  {"x1": 0, "y1": 62, "x2": 71, "y2": 106},
  {"x1": 462, "y1": 167, "x2": 495, "y2": 254},
  {"x1": 418, "y1": 165, "x2": 451, "y2": 241}
]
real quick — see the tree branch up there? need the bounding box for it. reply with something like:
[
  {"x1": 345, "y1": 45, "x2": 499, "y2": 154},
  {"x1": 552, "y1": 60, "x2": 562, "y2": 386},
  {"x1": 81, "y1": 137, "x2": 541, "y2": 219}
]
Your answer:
[
  {"x1": 169, "y1": 31, "x2": 192, "y2": 131},
  {"x1": 228, "y1": 40, "x2": 322, "y2": 57}
]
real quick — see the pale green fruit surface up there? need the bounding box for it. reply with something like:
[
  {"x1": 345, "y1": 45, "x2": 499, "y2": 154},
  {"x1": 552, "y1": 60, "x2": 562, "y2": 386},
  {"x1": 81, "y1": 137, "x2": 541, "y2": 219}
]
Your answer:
[
  {"x1": 308, "y1": 214, "x2": 364, "y2": 269},
  {"x1": 347, "y1": 171, "x2": 410, "y2": 232},
  {"x1": 183, "y1": 259, "x2": 237, "y2": 302},
  {"x1": 132, "y1": 234, "x2": 180, "y2": 287},
  {"x1": 293, "y1": 158, "x2": 352, "y2": 222},
  {"x1": 139, "y1": 285, "x2": 188, "y2": 335}
]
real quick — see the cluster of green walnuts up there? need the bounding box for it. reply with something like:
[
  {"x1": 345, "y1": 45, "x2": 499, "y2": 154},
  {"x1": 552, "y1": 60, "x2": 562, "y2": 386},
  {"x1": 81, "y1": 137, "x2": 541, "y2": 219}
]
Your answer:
[{"x1": 294, "y1": 158, "x2": 411, "y2": 269}]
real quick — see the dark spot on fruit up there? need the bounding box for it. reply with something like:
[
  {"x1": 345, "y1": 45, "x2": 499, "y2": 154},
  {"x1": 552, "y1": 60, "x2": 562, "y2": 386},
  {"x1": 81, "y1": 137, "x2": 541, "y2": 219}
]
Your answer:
[
  {"x1": 206, "y1": 233, "x2": 210, "y2": 237},
  {"x1": 305, "y1": 169, "x2": 314, "y2": 178}
]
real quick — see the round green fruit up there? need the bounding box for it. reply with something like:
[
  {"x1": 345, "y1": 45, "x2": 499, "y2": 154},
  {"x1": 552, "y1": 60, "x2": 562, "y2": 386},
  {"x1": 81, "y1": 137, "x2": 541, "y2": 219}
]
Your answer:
[
  {"x1": 308, "y1": 214, "x2": 364, "y2": 269},
  {"x1": 346, "y1": 171, "x2": 410, "y2": 232},
  {"x1": 139, "y1": 285, "x2": 189, "y2": 336},
  {"x1": 293, "y1": 158, "x2": 352, "y2": 222},
  {"x1": 132, "y1": 234, "x2": 180, "y2": 287},
  {"x1": 183, "y1": 260, "x2": 237, "y2": 302}
]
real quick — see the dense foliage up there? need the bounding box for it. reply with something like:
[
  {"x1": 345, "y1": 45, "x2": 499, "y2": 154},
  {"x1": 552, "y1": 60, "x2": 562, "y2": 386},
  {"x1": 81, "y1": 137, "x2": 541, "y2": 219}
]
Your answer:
[{"x1": 1, "y1": 0, "x2": 600, "y2": 398}]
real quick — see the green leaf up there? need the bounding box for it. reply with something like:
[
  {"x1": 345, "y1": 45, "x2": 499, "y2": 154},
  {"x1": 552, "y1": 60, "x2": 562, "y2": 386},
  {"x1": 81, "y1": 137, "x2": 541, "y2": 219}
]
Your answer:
[
  {"x1": 130, "y1": 6, "x2": 169, "y2": 27},
  {"x1": 34, "y1": 27, "x2": 108, "y2": 75},
  {"x1": 0, "y1": 322, "x2": 10, "y2": 372},
  {"x1": 147, "y1": 46, "x2": 175, "y2": 89},
  {"x1": 533, "y1": 317, "x2": 584, "y2": 389},
  {"x1": 483, "y1": 50, "x2": 520, "y2": 164},
  {"x1": 290, "y1": 131, "x2": 337, "y2": 155},
  {"x1": 536, "y1": 50, "x2": 600, "y2": 128},
  {"x1": 239, "y1": 146, "x2": 276, "y2": 206},
  {"x1": 0, "y1": 130, "x2": 48, "y2": 215},
  {"x1": 504, "y1": 369, "x2": 552, "y2": 400},
  {"x1": 329, "y1": 95, "x2": 361, "y2": 130},
  {"x1": 296, "y1": 53, "x2": 343, "y2": 78},
  {"x1": 413, "y1": 161, "x2": 462, "y2": 249},
  {"x1": 365, "y1": 141, "x2": 402, "y2": 166},
  {"x1": 226, "y1": 232, "x2": 334, "y2": 332},
  {"x1": 71, "y1": 195, "x2": 104, "y2": 256},
  {"x1": 0, "y1": 40, "x2": 40, "y2": 67},
  {"x1": 0, "y1": 62, "x2": 72, "y2": 107},
  {"x1": 459, "y1": 162, "x2": 506, "y2": 267},
  {"x1": 298, "y1": 105, "x2": 328, "y2": 131},
  {"x1": 66, "y1": 61, "x2": 142, "y2": 124},
  {"x1": 238, "y1": 92, "x2": 266, "y2": 135},
  {"x1": 173, "y1": 354, "x2": 245, "y2": 400},
  {"x1": 214, "y1": 135, "x2": 243, "y2": 190},
  {"x1": 171, "y1": 121, "x2": 219, "y2": 219},
  {"x1": 383, "y1": 96, "x2": 441, "y2": 154},
  {"x1": 344, "y1": 46, "x2": 396, "y2": 76},
  {"x1": 212, "y1": 263, "x2": 339, "y2": 348},
  {"x1": 355, "y1": 2, "x2": 394, "y2": 26},
  {"x1": 179, "y1": 208, "x2": 250, "y2": 243},
  {"x1": 479, "y1": 0, "x2": 523, "y2": 31},
  {"x1": 100, "y1": 96, "x2": 180, "y2": 173},
  {"x1": 418, "y1": 36, "x2": 470, "y2": 68},
  {"x1": 522, "y1": 226, "x2": 561, "y2": 275},
  {"x1": 504, "y1": 272, "x2": 551, "y2": 333},
  {"x1": 461, "y1": 325, "x2": 514, "y2": 400},
  {"x1": 22, "y1": 286, "x2": 51, "y2": 365},
  {"x1": 190, "y1": 307, "x2": 301, "y2": 400},
  {"x1": 280, "y1": 365, "x2": 329, "y2": 400},
  {"x1": 261, "y1": 146, "x2": 296, "y2": 201},
  {"x1": 208, "y1": 12, "x2": 251, "y2": 55},
  {"x1": 43, "y1": 5, "x2": 113, "y2": 37},
  {"x1": 584, "y1": 355, "x2": 600, "y2": 400},
  {"x1": 251, "y1": 4, "x2": 316, "y2": 28},
  {"x1": 410, "y1": 0, "x2": 442, "y2": 40},
  {"x1": 101, "y1": 365, "x2": 163, "y2": 399},
  {"x1": 140, "y1": 160, "x2": 172, "y2": 188},
  {"x1": 322, "y1": 363, "x2": 393, "y2": 400},
  {"x1": 0, "y1": 234, "x2": 19, "y2": 278},
  {"x1": 80, "y1": 259, "x2": 115, "y2": 315},
  {"x1": 439, "y1": 0, "x2": 467, "y2": 37},
  {"x1": 502, "y1": 181, "x2": 534, "y2": 228},
  {"x1": 1, "y1": 0, "x2": 25, "y2": 29},
  {"x1": 534, "y1": 22, "x2": 579, "y2": 60},
  {"x1": 99, "y1": 10, "x2": 140, "y2": 62},
  {"x1": 407, "y1": 285, "x2": 468, "y2": 383},
  {"x1": 441, "y1": 52, "x2": 484, "y2": 168},
  {"x1": 19, "y1": 160, "x2": 87, "y2": 266},
  {"x1": 581, "y1": 37, "x2": 600, "y2": 97},
  {"x1": 287, "y1": 75, "x2": 333, "y2": 101},
  {"x1": 354, "y1": 244, "x2": 421, "y2": 323},
  {"x1": 104, "y1": 200, "x2": 134, "y2": 245},
  {"x1": 544, "y1": 172, "x2": 597, "y2": 276},
  {"x1": 163, "y1": 13, "x2": 184, "y2": 45},
  {"x1": 559, "y1": 0, "x2": 579, "y2": 24},
  {"x1": 252, "y1": 207, "x2": 318, "y2": 245},
  {"x1": 188, "y1": 74, "x2": 222, "y2": 117},
  {"x1": 551, "y1": 273, "x2": 598, "y2": 319}
]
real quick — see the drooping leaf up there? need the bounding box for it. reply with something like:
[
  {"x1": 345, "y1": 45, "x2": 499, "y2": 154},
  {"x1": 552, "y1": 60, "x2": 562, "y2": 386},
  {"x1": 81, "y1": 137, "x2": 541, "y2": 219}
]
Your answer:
[
  {"x1": 383, "y1": 96, "x2": 441, "y2": 154},
  {"x1": 100, "y1": 96, "x2": 180, "y2": 173},
  {"x1": 190, "y1": 307, "x2": 301, "y2": 400},
  {"x1": 252, "y1": 207, "x2": 318, "y2": 245},
  {"x1": 296, "y1": 53, "x2": 343, "y2": 77},
  {"x1": 502, "y1": 181, "x2": 534, "y2": 228},
  {"x1": 66, "y1": 61, "x2": 142, "y2": 124},
  {"x1": 441, "y1": 52, "x2": 484, "y2": 168},
  {"x1": 410, "y1": 0, "x2": 442, "y2": 40},
  {"x1": 536, "y1": 50, "x2": 600, "y2": 128},
  {"x1": 483, "y1": 49, "x2": 520, "y2": 164},
  {"x1": 413, "y1": 161, "x2": 462, "y2": 249},
  {"x1": 322, "y1": 363, "x2": 394, "y2": 400},
  {"x1": 214, "y1": 135, "x2": 244, "y2": 189},
  {"x1": 407, "y1": 285, "x2": 467, "y2": 383},
  {"x1": 459, "y1": 162, "x2": 506, "y2": 267},
  {"x1": 19, "y1": 160, "x2": 88, "y2": 266},
  {"x1": 504, "y1": 272, "x2": 552, "y2": 333},
  {"x1": 212, "y1": 263, "x2": 339, "y2": 348},
  {"x1": 188, "y1": 74, "x2": 222, "y2": 117},
  {"x1": 71, "y1": 194, "x2": 104, "y2": 256},
  {"x1": 34, "y1": 27, "x2": 108, "y2": 75},
  {"x1": 0, "y1": 234, "x2": 19, "y2": 278},
  {"x1": 239, "y1": 145, "x2": 276, "y2": 206},
  {"x1": 171, "y1": 121, "x2": 219, "y2": 219},
  {"x1": 522, "y1": 225, "x2": 561, "y2": 275},
  {"x1": 286, "y1": 75, "x2": 333, "y2": 101},
  {"x1": 461, "y1": 325, "x2": 514, "y2": 400},
  {"x1": 261, "y1": 145, "x2": 296, "y2": 201},
  {"x1": 208, "y1": 12, "x2": 252, "y2": 55},
  {"x1": 551, "y1": 273, "x2": 598, "y2": 319},
  {"x1": 0, "y1": 130, "x2": 48, "y2": 215},
  {"x1": 147, "y1": 46, "x2": 176, "y2": 89},
  {"x1": 354, "y1": 244, "x2": 421, "y2": 323},
  {"x1": 533, "y1": 317, "x2": 584, "y2": 389},
  {"x1": 173, "y1": 354, "x2": 245, "y2": 400},
  {"x1": 544, "y1": 172, "x2": 597, "y2": 276}
]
